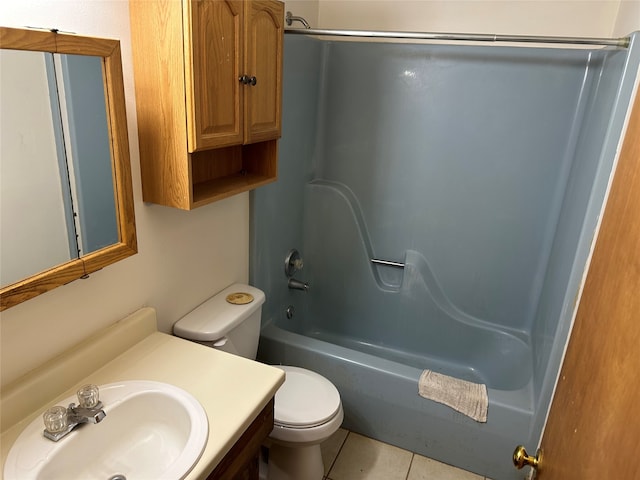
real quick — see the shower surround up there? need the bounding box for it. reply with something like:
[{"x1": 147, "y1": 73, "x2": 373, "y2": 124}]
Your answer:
[{"x1": 252, "y1": 34, "x2": 639, "y2": 479}]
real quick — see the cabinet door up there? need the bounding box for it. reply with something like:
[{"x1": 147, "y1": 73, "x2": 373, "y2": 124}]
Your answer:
[
  {"x1": 243, "y1": 0, "x2": 283, "y2": 144},
  {"x1": 185, "y1": 0, "x2": 244, "y2": 152}
]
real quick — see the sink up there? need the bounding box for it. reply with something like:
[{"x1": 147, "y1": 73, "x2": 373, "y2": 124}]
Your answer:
[{"x1": 4, "y1": 380, "x2": 208, "y2": 480}]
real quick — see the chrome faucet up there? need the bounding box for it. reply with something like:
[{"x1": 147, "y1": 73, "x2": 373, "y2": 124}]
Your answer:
[
  {"x1": 67, "y1": 402, "x2": 107, "y2": 425},
  {"x1": 43, "y1": 384, "x2": 106, "y2": 442},
  {"x1": 285, "y1": 249, "x2": 310, "y2": 292},
  {"x1": 288, "y1": 278, "x2": 310, "y2": 292}
]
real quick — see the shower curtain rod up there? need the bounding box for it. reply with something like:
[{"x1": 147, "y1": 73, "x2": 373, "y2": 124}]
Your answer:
[{"x1": 284, "y1": 27, "x2": 630, "y2": 48}]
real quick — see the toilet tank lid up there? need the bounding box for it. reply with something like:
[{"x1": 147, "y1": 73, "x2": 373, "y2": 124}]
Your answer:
[{"x1": 173, "y1": 283, "x2": 265, "y2": 342}]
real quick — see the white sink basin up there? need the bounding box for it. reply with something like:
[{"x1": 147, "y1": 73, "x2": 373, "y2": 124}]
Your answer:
[{"x1": 4, "y1": 380, "x2": 208, "y2": 480}]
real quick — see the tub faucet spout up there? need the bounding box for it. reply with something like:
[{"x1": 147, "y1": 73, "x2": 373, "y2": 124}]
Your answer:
[{"x1": 288, "y1": 278, "x2": 310, "y2": 292}]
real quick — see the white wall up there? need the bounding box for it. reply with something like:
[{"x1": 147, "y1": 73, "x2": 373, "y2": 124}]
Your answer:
[
  {"x1": 309, "y1": 0, "x2": 633, "y2": 37},
  {"x1": 1, "y1": 0, "x2": 637, "y2": 389},
  {"x1": 0, "y1": 0, "x2": 249, "y2": 388},
  {"x1": 613, "y1": 1, "x2": 640, "y2": 36}
]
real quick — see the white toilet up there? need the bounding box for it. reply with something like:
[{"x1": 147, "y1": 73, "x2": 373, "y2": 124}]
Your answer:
[{"x1": 173, "y1": 283, "x2": 343, "y2": 480}]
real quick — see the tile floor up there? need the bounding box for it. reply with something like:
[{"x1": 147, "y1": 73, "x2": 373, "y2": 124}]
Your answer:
[{"x1": 320, "y1": 429, "x2": 491, "y2": 480}]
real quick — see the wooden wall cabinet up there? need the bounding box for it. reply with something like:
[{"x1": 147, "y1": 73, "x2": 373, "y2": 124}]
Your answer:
[{"x1": 130, "y1": 0, "x2": 283, "y2": 210}]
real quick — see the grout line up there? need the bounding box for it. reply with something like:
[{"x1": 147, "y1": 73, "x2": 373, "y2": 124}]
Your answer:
[
  {"x1": 327, "y1": 429, "x2": 487, "y2": 480},
  {"x1": 405, "y1": 453, "x2": 415, "y2": 480},
  {"x1": 326, "y1": 430, "x2": 350, "y2": 479}
]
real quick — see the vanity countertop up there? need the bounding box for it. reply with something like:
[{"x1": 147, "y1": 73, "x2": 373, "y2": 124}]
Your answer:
[{"x1": 0, "y1": 308, "x2": 285, "y2": 480}]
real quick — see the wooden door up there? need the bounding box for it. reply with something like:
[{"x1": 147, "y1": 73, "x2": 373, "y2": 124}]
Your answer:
[
  {"x1": 534, "y1": 92, "x2": 640, "y2": 478},
  {"x1": 243, "y1": 0, "x2": 283, "y2": 144},
  {"x1": 185, "y1": 0, "x2": 244, "y2": 151}
]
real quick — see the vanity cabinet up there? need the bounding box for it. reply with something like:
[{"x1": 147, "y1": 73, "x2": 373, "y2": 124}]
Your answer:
[
  {"x1": 207, "y1": 398, "x2": 274, "y2": 480},
  {"x1": 130, "y1": 0, "x2": 283, "y2": 209}
]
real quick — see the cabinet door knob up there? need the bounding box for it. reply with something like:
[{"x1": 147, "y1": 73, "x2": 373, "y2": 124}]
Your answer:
[{"x1": 238, "y1": 75, "x2": 257, "y2": 86}]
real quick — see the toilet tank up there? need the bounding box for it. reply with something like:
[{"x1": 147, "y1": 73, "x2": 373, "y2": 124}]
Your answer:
[{"x1": 173, "y1": 283, "x2": 265, "y2": 359}]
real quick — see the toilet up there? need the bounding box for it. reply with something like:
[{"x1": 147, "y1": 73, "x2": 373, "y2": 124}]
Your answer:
[{"x1": 173, "y1": 283, "x2": 343, "y2": 480}]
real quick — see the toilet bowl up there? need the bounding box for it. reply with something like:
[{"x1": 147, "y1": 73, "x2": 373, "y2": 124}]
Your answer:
[
  {"x1": 268, "y1": 366, "x2": 344, "y2": 480},
  {"x1": 173, "y1": 284, "x2": 343, "y2": 480}
]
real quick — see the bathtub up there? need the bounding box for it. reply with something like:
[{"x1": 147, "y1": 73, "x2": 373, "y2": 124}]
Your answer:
[
  {"x1": 252, "y1": 33, "x2": 640, "y2": 480},
  {"x1": 257, "y1": 181, "x2": 537, "y2": 479},
  {"x1": 258, "y1": 294, "x2": 534, "y2": 480}
]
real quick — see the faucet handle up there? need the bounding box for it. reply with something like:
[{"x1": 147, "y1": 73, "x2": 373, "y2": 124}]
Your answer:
[
  {"x1": 285, "y1": 249, "x2": 305, "y2": 277},
  {"x1": 77, "y1": 384, "x2": 100, "y2": 408},
  {"x1": 43, "y1": 405, "x2": 68, "y2": 433}
]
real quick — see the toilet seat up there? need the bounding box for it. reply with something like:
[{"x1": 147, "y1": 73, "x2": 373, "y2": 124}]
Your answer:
[{"x1": 273, "y1": 366, "x2": 341, "y2": 429}]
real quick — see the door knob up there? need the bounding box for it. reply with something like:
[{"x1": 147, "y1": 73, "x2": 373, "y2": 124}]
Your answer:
[{"x1": 513, "y1": 445, "x2": 542, "y2": 470}]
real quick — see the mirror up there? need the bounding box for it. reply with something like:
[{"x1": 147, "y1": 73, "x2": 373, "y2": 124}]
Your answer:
[
  {"x1": 1, "y1": 50, "x2": 118, "y2": 284},
  {"x1": 0, "y1": 27, "x2": 137, "y2": 310}
]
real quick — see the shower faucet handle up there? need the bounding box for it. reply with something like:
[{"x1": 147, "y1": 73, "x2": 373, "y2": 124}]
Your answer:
[{"x1": 285, "y1": 249, "x2": 304, "y2": 277}]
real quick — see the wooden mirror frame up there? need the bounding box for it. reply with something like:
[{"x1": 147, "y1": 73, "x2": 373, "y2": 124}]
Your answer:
[{"x1": 0, "y1": 27, "x2": 137, "y2": 311}]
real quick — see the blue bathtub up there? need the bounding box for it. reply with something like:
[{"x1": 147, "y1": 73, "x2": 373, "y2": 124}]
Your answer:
[{"x1": 252, "y1": 33, "x2": 640, "y2": 480}]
